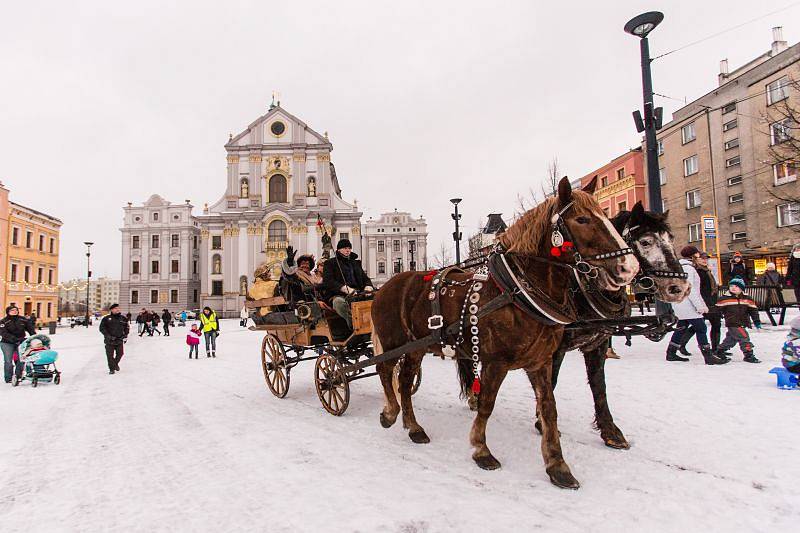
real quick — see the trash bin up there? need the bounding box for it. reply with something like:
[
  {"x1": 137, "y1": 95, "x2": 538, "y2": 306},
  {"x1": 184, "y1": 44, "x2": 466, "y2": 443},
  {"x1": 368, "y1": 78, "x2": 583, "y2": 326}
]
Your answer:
[{"x1": 48, "y1": 321, "x2": 57, "y2": 335}]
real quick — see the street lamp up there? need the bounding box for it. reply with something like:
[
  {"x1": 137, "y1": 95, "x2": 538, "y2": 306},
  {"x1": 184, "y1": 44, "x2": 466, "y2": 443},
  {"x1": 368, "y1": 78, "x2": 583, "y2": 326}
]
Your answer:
[
  {"x1": 624, "y1": 11, "x2": 665, "y2": 214},
  {"x1": 450, "y1": 198, "x2": 462, "y2": 265},
  {"x1": 84, "y1": 242, "x2": 93, "y2": 327}
]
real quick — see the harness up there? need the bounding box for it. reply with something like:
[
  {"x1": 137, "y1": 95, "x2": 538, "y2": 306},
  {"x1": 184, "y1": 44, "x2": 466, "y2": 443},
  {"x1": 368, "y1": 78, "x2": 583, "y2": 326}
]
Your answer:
[{"x1": 620, "y1": 223, "x2": 688, "y2": 291}]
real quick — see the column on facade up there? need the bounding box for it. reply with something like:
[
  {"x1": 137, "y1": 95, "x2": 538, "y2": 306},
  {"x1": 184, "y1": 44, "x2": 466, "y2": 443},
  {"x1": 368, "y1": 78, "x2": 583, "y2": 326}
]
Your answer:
[{"x1": 199, "y1": 231, "x2": 209, "y2": 298}]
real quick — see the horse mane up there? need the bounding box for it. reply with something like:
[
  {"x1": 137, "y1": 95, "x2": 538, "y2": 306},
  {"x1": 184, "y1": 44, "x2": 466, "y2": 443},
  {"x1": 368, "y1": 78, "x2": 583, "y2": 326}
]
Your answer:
[
  {"x1": 499, "y1": 190, "x2": 601, "y2": 254},
  {"x1": 613, "y1": 209, "x2": 672, "y2": 236}
]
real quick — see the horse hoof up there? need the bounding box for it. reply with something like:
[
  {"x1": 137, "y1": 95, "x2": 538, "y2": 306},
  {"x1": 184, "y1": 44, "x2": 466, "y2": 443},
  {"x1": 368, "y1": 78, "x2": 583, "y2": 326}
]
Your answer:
[
  {"x1": 379, "y1": 412, "x2": 396, "y2": 428},
  {"x1": 604, "y1": 437, "x2": 630, "y2": 450},
  {"x1": 409, "y1": 429, "x2": 430, "y2": 444},
  {"x1": 467, "y1": 396, "x2": 479, "y2": 412},
  {"x1": 547, "y1": 468, "x2": 580, "y2": 490},
  {"x1": 474, "y1": 454, "x2": 502, "y2": 470}
]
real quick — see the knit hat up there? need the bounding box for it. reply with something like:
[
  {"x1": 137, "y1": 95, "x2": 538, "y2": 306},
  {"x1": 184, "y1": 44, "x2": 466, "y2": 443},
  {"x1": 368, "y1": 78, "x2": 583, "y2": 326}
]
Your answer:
[
  {"x1": 729, "y1": 277, "x2": 746, "y2": 291},
  {"x1": 789, "y1": 316, "x2": 800, "y2": 340},
  {"x1": 733, "y1": 251, "x2": 742, "y2": 257},
  {"x1": 5, "y1": 305, "x2": 17, "y2": 315},
  {"x1": 680, "y1": 245, "x2": 700, "y2": 258},
  {"x1": 767, "y1": 262, "x2": 776, "y2": 270},
  {"x1": 337, "y1": 238, "x2": 353, "y2": 250},
  {"x1": 110, "y1": 303, "x2": 120, "y2": 310}
]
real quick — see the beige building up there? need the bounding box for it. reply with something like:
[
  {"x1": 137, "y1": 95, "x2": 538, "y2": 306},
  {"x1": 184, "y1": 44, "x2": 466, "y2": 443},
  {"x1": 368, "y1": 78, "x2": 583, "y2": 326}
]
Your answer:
[
  {"x1": 59, "y1": 277, "x2": 120, "y2": 314},
  {"x1": 362, "y1": 210, "x2": 428, "y2": 286},
  {"x1": 654, "y1": 27, "x2": 800, "y2": 280}
]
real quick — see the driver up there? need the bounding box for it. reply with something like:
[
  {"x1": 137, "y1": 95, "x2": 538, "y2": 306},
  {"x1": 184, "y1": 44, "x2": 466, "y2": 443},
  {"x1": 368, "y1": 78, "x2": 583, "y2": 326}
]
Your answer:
[{"x1": 321, "y1": 238, "x2": 375, "y2": 328}]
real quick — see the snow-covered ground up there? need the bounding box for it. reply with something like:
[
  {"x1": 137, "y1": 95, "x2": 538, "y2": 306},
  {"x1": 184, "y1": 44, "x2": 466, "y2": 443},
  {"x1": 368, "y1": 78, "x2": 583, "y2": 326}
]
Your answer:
[{"x1": 0, "y1": 317, "x2": 798, "y2": 532}]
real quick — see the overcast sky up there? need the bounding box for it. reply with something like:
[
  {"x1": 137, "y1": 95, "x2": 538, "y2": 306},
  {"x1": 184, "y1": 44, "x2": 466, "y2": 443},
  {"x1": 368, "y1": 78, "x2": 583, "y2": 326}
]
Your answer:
[{"x1": 1, "y1": 0, "x2": 797, "y2": 280}]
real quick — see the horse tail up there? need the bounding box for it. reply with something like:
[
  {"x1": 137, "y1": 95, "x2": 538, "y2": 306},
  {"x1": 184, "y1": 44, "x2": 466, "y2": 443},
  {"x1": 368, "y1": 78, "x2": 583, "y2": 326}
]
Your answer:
[{"x1": 456, "y1": 357, "x2": 473, "y2": 400}]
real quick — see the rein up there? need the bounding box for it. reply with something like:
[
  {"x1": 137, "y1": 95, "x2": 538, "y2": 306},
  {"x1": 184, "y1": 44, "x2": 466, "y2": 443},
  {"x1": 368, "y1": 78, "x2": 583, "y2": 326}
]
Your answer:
[{"x1": 619, "y1": 223, "x2": 688, "y2": 292}]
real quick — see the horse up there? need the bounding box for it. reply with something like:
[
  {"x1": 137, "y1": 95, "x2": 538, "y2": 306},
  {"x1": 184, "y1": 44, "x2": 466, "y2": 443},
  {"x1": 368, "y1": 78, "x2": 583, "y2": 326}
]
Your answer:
[
  {"x1": 371, "y1": 176, "x2": 639, "y2": 489},
  {"x1": 520, "y1": 201, "x2": 689, "y2": 449}
]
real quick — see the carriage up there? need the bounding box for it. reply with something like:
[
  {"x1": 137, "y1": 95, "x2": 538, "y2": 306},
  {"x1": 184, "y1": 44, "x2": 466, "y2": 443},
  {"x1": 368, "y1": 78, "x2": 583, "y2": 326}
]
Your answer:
[{"x1": 248, "y1": 292, "x2": 421, "y2": 416}]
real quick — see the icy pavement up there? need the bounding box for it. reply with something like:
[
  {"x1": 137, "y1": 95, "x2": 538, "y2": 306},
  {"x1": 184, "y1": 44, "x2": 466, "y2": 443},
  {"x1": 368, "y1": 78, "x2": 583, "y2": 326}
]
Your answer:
[{"x1": 0, "y1": 317, "x2": 798, "y2": 532}]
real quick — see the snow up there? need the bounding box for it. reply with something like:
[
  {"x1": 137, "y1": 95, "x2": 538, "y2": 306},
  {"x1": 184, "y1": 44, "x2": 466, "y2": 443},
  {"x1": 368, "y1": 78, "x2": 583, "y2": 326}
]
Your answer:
[{"x1": 1, "y1": 317, "x2": 798, "y2": 532}]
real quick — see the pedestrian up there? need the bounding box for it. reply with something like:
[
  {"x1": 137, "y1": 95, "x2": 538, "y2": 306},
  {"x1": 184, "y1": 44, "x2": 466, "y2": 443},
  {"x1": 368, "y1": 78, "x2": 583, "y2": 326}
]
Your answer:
[
  {"x1": 240, "y1": 306, "x2": 249, "y2": 328},
  {"x1": 0, "y1": 305, "x2": 36, "y2": 383},
  {"x1": 161, "y1": 309, "x2": 172, "y2": 336},
  {"x1": 666, "y1": 246, "x2": 728, "y2": 365},
  {"x1": 198, "y1": 306, "x2": 220, "y2": 358},
  {"x1": 680, "y1": 251, "x2": 722, "y2": 354},
  {"x1": 728, "y1": 251, "x2": 751, "y2": 284},
  {"x1": 786, "y1": 244, "x2": 800, "y2": 304},
  {"x1": 99, "y1": 303, "x2": 129, "y2": 375},
  {"x1": 715, "y1": 278, "x2": 762, "y2": 363},
  {"x1": 29, "y1": 311, "x2": 38, "y2": 330},
  {"x1": 758, "y1": 262, "x2": 783, "y2": 287},
  {"x1": 150, "y1": 312, "x2": 162, "y2": 336},
  {"x1": 126, "y1": 311, "x2": 132, "y2": 324},
  {"x1": 186, "y1": 323, "x2": 201, "y2": 359},
  {"x1": 180, "y1": 310, "x2": 187, "y2": 324},
  {"x1": 137, "y1": 308, "x2": 150, "y2": 336}
]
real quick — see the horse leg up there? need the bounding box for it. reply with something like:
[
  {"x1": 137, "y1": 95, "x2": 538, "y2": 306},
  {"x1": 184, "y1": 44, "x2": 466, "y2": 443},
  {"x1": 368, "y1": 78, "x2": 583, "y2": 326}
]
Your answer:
[
  {"x1": 530, "y1": 365, "x2": 580, "y2": 489},
  {"x1": 584, "y1": 346, "x2": 629, "y2": 449},
  {"x1": 533, "y1": 348, "x2": 566, "y2": 435},
  {"x1": 398, "y1": 353, "x2": 429, "y2": 443},
  {"x1": 376, "y1": 357, "x2": 401, "y2": 428},
  {"x1": 470, "y1": 363, "x2": 507, "y2": 470}
]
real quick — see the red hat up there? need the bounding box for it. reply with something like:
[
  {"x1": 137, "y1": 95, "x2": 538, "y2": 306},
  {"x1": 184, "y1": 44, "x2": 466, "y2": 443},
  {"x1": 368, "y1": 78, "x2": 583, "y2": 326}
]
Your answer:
[{"x1": 733, "y1": 251, "x2": 742, "y2": 257}]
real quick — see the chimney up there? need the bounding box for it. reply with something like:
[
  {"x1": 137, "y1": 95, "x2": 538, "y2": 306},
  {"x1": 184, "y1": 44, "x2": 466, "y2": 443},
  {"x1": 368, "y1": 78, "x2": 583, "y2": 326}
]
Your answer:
[
  {"x1": 771, "y1": 26, "x2": 788, "y2": 56},
  {"x1": 718, "y1": 58, "x2": 729, "y2": 85}
]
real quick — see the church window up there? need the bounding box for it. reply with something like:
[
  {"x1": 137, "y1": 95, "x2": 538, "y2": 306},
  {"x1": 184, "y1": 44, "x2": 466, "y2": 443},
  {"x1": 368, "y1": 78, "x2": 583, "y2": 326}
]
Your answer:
[
  {"x1": 171, "y1": 234, "x2": 179, "y2": 248},
  {"x1": 239, "y1": 275, "x2": 248, "y2": 296},
  {"x1": 212, "y1": 236, "x2": 222, "y2": 250},
  {"x1": 269, "y1": 175, "x2": 287, "y2": 203},
  {"x1": 268, "y1": 220, "x2": 288, "y2": 242},
  {"x1": 152, "y1": 235, "x2": 159, "y2": 248},
  {"x1": 393, "y1": 240, "x2": 400, "y2": 252},
  {"x1": 378, "y1": 262, "x2": 385, "y2": 274},
  {"x1": 240, "y1": 178, "x2": 249, "y2": 198},
  {"x1": 270, "y1": 121, "x2": 286, "y2": 136},
  {"x1": 212, "y1": 254, "x2": 222, "y2": 275},
  {"x1": 212, "y1": 281, "x2": 223, "y2": 296},
  {"x1": 377, "y1": 240, "x2": 384, "y2": 252},
  {"x1": 153, "y1": 212, "x2": 159, "y2": 221}
]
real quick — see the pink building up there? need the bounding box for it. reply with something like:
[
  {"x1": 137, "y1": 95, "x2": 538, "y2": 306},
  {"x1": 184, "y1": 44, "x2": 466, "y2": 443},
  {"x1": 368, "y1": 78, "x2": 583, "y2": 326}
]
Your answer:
[{"x1": 579, "y1": 148, "x2": 646, "y2": 217}]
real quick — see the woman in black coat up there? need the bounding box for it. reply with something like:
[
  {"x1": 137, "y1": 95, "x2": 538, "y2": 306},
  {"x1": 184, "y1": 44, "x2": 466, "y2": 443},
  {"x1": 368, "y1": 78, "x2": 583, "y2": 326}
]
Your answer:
[
  {"x1": 0, "y1": 306, "x2": 36, "y2": 383},
  {"x1": 786, "y1": 244, "x2": 800, "y2": 303}
]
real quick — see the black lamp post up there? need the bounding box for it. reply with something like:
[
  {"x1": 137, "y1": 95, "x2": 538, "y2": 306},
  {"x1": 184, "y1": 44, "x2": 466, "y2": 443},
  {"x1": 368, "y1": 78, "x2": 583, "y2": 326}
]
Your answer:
[
  {"x1": 450, "y1": 198, "x2": 462, "y2": 265},
  {"x1": 84, "y1": 242, "x2": 93, "y2": 327},
  {"x1": 624, "y1": 11, "x2": 665, "y2": 213}
]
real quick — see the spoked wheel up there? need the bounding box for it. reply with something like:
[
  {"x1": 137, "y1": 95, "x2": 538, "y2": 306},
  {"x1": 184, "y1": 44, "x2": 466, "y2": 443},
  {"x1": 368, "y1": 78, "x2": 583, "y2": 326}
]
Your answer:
[
  {"x1": 261, "y1": 334, "x2": 290, "y2": 398},
  {"x1": 392, "y1": 363, "x2": 423, "y2": 396},
  {"x1": 54, "y1": 373, "x2": 61, "y2": 385},
  {"x1": 314, "y1": 353, "x2": 350, "y2": 416}
]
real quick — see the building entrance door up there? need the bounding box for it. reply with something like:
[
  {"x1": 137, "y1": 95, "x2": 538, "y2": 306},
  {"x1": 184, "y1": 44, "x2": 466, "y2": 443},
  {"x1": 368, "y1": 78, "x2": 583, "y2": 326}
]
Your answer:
[{"x1": 23, "y1": 301, "x2": 32, "y2": 316}]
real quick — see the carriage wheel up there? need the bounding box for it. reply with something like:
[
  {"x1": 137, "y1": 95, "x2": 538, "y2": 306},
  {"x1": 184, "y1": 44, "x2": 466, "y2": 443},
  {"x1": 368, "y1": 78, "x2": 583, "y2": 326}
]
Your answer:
[
  {"x1": 392, "y1": 363, "x2": 423, "y2": 396},
  {"x1": 54, "y1": 373, "x2": 61, "y2": 385},
  {"x1": 261, "y1": 334, "x2": 290, "y2": 398},
  {"x1": 314, "y1": 354, "x2": 350, "y2": 416}
]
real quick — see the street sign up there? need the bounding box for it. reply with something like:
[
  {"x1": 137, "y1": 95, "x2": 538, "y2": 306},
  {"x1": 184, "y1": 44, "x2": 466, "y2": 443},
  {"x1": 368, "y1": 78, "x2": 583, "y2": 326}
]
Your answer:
[{"x1": 702, "y1": 216, "x2": 716, "y2": 232}]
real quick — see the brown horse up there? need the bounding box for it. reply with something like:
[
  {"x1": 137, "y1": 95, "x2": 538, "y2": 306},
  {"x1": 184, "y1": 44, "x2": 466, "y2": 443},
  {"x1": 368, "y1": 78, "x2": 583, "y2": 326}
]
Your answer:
[{"x1": 371, "y1": 177, "x2": 639, "y2": 489}]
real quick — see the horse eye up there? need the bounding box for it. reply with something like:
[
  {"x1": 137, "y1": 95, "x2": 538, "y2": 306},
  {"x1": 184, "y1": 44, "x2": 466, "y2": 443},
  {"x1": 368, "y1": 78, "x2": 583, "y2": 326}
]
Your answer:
[
  {"x1": 575, "y1": 216, "x2": 591, "y2": 224},
  {"x1": 639, "y1": 239, "x2": 652, "y2": 247}
]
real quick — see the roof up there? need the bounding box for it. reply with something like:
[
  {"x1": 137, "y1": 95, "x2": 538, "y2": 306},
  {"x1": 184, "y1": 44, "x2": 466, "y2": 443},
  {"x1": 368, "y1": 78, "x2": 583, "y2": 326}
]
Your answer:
[
  {"x1": 483, "y1": 213, "x2": 507, "y2": 234},
  {"x1": 10, "y1": 201, "x2": 62, "y2": 225},
  {"x1": 226, "y1": 104, "x2": 332, "y2": 149}
]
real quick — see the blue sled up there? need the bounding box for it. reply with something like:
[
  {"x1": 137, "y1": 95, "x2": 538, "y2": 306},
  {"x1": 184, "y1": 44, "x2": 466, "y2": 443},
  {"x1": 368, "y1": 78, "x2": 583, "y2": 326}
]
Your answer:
[{"x1": 769, "y1": 367, "x2": 799, "y2": 390}]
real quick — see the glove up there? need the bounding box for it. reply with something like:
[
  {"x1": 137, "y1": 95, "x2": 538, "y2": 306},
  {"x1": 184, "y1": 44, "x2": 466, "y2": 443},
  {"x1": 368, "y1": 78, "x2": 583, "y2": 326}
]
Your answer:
[
  {"x1": 286, "y1": 246, "x2": 296, "y2": 266},
  {"x1": 342, "y1": 286, "x2": 355, "y2": 295},
  {"x1": 364, "y1": 286, "x2": 374, "y2": 292}
]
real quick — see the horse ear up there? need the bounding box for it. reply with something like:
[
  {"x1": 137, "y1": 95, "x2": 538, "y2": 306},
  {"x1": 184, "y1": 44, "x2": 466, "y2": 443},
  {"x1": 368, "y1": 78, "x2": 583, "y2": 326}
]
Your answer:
[
  {"x1": 582, "y1": 176, "x2": 597, "y2": 194},
  {"x1": 557, "y1": 176, "x2": 572, "y2": 207},
  {"x1": 630, "y1": 201, "x2": 645, "y2": 220}
]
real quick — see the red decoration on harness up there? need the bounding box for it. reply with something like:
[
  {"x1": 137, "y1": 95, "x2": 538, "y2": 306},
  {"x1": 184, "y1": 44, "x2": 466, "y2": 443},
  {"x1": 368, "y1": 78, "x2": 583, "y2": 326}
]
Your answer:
[
  {"x1": 550, "y1": 246, "x2": 561, "y2": 257},
  {"x1": 561, "y1": 240, "x2": 573, "y2": 251},
  {"x1": 471, "y1": 377, "x2": 481, "y2": 394},
  {"x1": 423, "y1": 270, "x2": 439, "y2": 282}
]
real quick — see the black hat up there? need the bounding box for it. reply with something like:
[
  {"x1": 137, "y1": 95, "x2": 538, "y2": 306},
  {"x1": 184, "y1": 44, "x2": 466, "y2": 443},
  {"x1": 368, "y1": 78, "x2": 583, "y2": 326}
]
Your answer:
[
  {"x1": 110, "y1": 303, "x2": 120, "y2": 310},
  {"x1": 337, "y1": 238, "x2": 353, "y2": 250},
  {"x1": 5, "y1": 305, "x2": 18, "y2": 315}
]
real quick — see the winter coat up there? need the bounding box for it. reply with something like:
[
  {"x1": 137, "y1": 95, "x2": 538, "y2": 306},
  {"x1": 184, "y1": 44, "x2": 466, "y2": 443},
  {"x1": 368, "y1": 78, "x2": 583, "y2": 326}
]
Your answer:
[
  {"x1": 695, "y1": 264, "x2": 718, "y2": 308},
  {"x1": 716, "y1": 292, "x2": 761, "y2": 328},
  {"x1": 321, "y1": 252, "x2": 373, "y2": 301},
  {"x1": 729, "y1": 260, "x2": 750, "y2": 284},
  {"x1": 0, "y1": 315, "x2": 36, "y2": 345},
  {"x1": 99, "y1": 313, "x2": 130, "y2": 344},
  {"x1": 758, "y1": 270, "x2": 783, "y2": 287},
  {"x1": 161, "y1": 311, "x2": 172, "y2": 324},
  {"x1": 186, "y1": 329, "x2": 201, "y2": 345},
  {"x1": 787, "y1": 257, "x2": 800, "y2": 286},
  {"x1": 671, "y1": 259, "x2": 708, "y2": 320},
  {"x1": 151, "y1": 315, "x2": 160, "y2": 325},
  {"x1": 199, "y1": 311, "x2": 219, "y2": 333},
  {"x1": 136, "y1": 313, "x2": 147, "y2": 324}
]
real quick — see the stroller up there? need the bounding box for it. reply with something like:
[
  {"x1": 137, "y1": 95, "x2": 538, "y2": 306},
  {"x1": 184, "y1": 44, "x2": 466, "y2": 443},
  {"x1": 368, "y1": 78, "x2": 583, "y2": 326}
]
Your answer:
[{"x1": 12, "y1": 334, "x2": 61, "y2": 387}]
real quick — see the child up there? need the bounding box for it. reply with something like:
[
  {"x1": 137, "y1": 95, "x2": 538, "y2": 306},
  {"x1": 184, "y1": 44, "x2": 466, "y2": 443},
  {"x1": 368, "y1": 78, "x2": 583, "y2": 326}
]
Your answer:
[
  {"x1": 714, "y1": 277, "x2": 762, "y2": 363},
  {"x1": 781, "y1": 316, "x2": 800, "y2": 374},
  {"x1": 186, "y1": 324, "x2": 201, "y2": 359}
]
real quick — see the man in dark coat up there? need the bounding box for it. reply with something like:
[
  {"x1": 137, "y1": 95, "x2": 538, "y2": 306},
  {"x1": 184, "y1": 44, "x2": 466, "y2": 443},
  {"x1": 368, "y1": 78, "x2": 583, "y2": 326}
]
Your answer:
[
  {"x1": 786, "y1": 244, "x2": 800, "y2": 304},
  {"x1": 161, "y1": 309, "x2": 172, "y2": 336},
  {"x1": 99, "y1": 304, "x2": 129, "y2": 374},
  {"x1": 728, "y1": 252, "x2": 751, "y2": 284},
  {"x1": 0, "y1": 306, "x2": 36, "y2": 383},
  {"x1": 321, "y1": 239, "x2": 375, "y2": 328}
]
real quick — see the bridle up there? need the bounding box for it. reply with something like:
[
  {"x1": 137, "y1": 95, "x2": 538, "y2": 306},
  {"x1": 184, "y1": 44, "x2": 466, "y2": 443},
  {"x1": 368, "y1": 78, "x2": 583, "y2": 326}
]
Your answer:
[{"x1": 620, "y1": 223, "x2": 687, "y2": 291}]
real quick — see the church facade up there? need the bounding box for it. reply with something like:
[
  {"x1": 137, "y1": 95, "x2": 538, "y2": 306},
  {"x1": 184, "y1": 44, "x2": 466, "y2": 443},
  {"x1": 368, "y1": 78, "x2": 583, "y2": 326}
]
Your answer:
[{"x1": 195, "y1": 105, "x2": 363, "y2": 317}]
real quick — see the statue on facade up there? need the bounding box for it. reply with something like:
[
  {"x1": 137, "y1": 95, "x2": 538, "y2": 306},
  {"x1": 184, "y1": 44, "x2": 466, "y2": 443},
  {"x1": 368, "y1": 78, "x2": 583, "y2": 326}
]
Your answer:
[{"x1": 307, "y1": 176, "x2": 316, "y2": 197}]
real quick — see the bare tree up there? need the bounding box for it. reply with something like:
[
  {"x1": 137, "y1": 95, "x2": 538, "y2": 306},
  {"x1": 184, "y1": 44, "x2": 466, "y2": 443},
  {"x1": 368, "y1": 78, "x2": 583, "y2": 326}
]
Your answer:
[
  {"x1": 431, "y1": 241, "x2": 453, "y2": 268},
  {"x1": 764, "y1": 78, "x2": 800, "y2": 226},
  {"x1": 542, "y1": 156, "x2": 560, "y2": 198}
]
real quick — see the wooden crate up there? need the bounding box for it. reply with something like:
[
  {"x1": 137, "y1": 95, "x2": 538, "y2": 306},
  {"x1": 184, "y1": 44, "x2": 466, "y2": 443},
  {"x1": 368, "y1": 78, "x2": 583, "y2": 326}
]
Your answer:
[{"x1": 351, "y1": 300, "x2": 373, "y2": 335}]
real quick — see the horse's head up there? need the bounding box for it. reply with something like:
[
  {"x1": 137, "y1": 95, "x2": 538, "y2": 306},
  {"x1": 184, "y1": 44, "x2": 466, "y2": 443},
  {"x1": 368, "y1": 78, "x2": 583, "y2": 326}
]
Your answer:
[
  {"x1": 554, "y1": 176, "x2": 639, "y2": 291},
  {"x1": 613, "y1": 202, "x2": 690, "y2": 303}
]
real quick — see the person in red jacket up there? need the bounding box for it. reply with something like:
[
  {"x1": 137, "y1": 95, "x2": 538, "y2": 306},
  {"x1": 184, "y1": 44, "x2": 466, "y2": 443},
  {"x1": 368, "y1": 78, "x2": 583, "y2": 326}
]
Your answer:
[{"x1": 186, "y1": 324, "x2": 201, "y2": 360}]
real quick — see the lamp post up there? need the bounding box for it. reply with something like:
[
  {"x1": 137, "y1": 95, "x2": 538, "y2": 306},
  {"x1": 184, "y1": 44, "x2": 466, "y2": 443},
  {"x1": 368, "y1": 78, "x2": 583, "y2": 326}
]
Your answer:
[
  {"x1": 450, "y1": 198, "x2": 462, "y2": 265},
  {"x1": 409, "y1": 240, "x2": 417, "y2": 271},
  {"x1": 624, "y1": 11, "x2": 665, "y2": 213},
  {"x1": 84, "y1": 242, "x2": 93, "y2": 327}
]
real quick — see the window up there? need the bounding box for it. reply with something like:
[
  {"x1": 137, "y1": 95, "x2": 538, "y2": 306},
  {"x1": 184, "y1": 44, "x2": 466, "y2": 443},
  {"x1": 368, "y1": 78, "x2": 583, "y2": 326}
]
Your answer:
[
  {"x1": 659, "y1": 167, "x2": 666, "y2": 186},
  {"x1": 37, "y1": 267, "x2": 43, "y2": 283},
  {"x1": 47, "y1": 303, "x2": 52, "y2": 318},
  {"x1": 171, "y1": 234, "x2": 179, "y2": 248},
  {"x1": 269, "y1": 175, "x2": 288, "y2": 203},
  {"x1": 774, "y1": 162, "x2": 798, "y2": 186},
  {"x1": 151, "y1": 260, "x2": 160, "y2": 274},
  {"x1": 681, "y1": 122, "x2": 696, "y2": 144},
  {"x1": 212, "y1": 235, "x2": 222, "y2": 249},
  {"x1": 777, "y1": 203, "x2": 800, "y2": 227},
  {"x1": 722, "y1": 102, "x2": 736, "y2": 114},
  {"x1": 25, "y1": 231, "x2": 32, "y2": 248},
  {"x1": 770, "y1": 120, "x2": 792, "y2": 145},
  {"x1": 683, "y1": 155, "x2": 698, "y2": 176},
  {"x1": 656, "y1": 139, "x2": 664, "y2": 155},
  {"x1": 152, "y1": 235, "x2": 159, "y2": 248},
  {"x1": 153, "y1": 212, "x2": 159, "y2": 221},
  {"x1": 193, "y1": 289, "x2": 198, "y2": 303},
  {"x1": 600, "y1": 176, "x2": 608, "y2": 187},
  {"x1": 38, "y1": 235, "x2": 44, "y2": 251},
  {"x1": 9, "y1": 264, "x2": 16, "y2": 282},
  {"x1": 170, "y1": 290, "x2": 179, "y2": 304},
  {"x1": 24, "y1": 266, "x2": 30, "y2": 282},
  {"x1": 132, "y1": 235, "x2": 140, "y2": 249},
  {"x1": 131, "y1": 290, "x2": 139, "y2": 304},
  {"x1": 686, "y1": 189, "x2": 701, "y2": 209},
  {"x1": 193, "y1": 236, "x2": 198, "y2": 249},
  {"x1": 393, "y1": 259, "x2": 402, "y2": 274},
  {"x1": 618, "y1": 201, "x2": 627, "y2": 212},
  {"x1": 171, "y1": 260, "x2": 179, "y2": 274},
  {"x1": 377, "y1": 240, "x2": 384, "y2": 252},
  {"x1": 11, "y1": 227, "x2": 18, "y2": 246},
  {"x1": 393, "y1": 240, "x2": 401, "y2": 252},
  {"x1": 723, "y1": 119, "x2": 737, "y2": 132},
  {"x1": 729, "y1": 193, "x2": 744, "y2": 204},
  {"x1": 212, "y1": 254, "x2": 222, "y2": 275},
  {"x1": 727, "y1": 175, "x2": 743, "y2": 186},
  {"x1": 339, "y1": 233, "x2": 350, "y2": 243},
  {"x1": 240, "y1": 178, "x2": 249, "y2": 198},
  {"x1": 378, "y1": 262, "x2": 385, "y2": 274},
  {"x1": 724, "y1": 138, "x2": 739, "y2": 150},
  {"x1": 192, "y1": 260, "x2": 198, "y2": 275},
  {"x1": 732, "y1": 231, "x2": 748, "y2": 241},
  {"x1": 731, "y1": 213, "x2": 746, "y2": 223},
  {"x1": 767, "y1": 76, "x2": 789, "y2": 105},
  {"x1": 132, "y1": 261, "x2": 140, "y2": 274},
  {"x1": 211, "y1": 280, "x2": 223, "y2": 296},
  {"x1": 151, "y1": 290, "x2": 159, "y2": 304},
  {"x1": 36, "y1": 303, "x2": 42, "y2": 318},
  {"x1": 661, "y1": 198, "x2": 668, "y2": 212},
  {"x1": 688, "y1": 223, "x2": 701, "y2": 243},
  {"x1": 616, "y1": 168, "x2": 625, "y2": 180},
  {"x1": 49, "y1": 238, "x2": 55, "y2": 253},
  {"x1": 48, "y1": 269, "x2": 53, "y2": 284},
  {"x1": 267, "y1": 220, "x2": 287, "y2": 242},
  {"x1": 725, "y1": 155, "x2": 740, "y2": 167}
]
